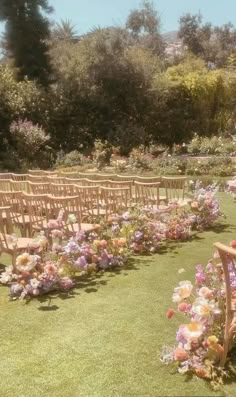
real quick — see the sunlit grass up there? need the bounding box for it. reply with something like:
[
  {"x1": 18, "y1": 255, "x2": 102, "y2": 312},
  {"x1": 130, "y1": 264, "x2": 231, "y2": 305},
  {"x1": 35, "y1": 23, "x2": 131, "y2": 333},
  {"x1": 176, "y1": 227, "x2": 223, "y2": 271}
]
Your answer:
[{"x1": 0, "y1": 193, "x2": 235, "y2": 396}]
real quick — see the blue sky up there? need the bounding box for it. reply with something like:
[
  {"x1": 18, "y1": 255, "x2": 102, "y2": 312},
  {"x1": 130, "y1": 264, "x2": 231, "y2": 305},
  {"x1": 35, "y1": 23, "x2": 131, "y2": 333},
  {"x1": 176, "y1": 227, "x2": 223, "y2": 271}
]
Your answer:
[{"x1": 1, "y1": 0, "x2": 236, "y2": 34}]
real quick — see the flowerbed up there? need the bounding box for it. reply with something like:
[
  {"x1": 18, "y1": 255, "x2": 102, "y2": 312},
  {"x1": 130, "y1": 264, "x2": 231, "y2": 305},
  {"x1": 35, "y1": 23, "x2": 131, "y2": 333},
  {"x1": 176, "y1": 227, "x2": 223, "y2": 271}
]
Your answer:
[
  {"x1": 0, "y1": 183, "x2": 223, "y2": 300},
  {"x1": 161, "y1": 241, "x2": 236, "y2": 389}
]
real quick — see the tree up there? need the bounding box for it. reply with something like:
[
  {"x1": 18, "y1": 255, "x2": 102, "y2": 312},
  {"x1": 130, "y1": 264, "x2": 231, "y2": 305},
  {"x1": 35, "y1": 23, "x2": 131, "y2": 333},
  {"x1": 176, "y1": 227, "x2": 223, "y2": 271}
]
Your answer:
[
  {"x1": 178, "y1": 13, "x2": 203, "y2": 56},
  {"x1": 52, "y1": 19, "x2": 78, "y2": 41},
  {"x1": 0, "y1": 0, "x2": 53, "y2": 86},
  {"x1": 126, "y1": 0, "x2": 164, "y2": 55}
]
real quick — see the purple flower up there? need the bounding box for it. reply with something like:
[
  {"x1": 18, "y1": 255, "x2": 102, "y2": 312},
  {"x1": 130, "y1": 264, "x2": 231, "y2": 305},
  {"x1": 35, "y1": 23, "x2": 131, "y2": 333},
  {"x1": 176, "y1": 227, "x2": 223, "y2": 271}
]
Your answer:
[{"x1": 64, "y1": 239, "x2": 79, "y2": 254}]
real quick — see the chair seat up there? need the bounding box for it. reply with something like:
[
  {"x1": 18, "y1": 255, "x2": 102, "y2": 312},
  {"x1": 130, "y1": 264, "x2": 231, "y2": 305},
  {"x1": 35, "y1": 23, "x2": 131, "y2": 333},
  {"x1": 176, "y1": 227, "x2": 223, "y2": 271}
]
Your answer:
[
  {"x1": 1, "y1": 235, "x2": 33, "y2": 251},
  {"x1": 66, "y1": 223, "x2": 100, "y2": 233}
]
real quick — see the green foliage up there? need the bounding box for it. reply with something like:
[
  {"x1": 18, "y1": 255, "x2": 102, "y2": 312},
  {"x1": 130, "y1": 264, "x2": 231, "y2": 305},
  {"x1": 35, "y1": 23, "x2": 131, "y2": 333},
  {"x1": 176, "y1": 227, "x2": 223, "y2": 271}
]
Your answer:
[
  {"x1": 0, "y1": 0, "x2": 53, "y2": 85},
  {"x1": 186, "y1": 156, "x2": 234, "y2": 177},
  {"x1": 55, "y1": 150, "x2": 91, "y2": 168},
  {"x1": 188, "y1": 135, "x2": 236, "y2": 155}
]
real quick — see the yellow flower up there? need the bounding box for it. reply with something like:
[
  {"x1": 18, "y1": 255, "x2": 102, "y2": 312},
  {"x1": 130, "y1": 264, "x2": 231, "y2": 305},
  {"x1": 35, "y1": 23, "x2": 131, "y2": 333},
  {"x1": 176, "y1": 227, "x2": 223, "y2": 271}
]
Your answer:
[{"x1": 207, "y1": 335, "x2": 218, "y2": 345}]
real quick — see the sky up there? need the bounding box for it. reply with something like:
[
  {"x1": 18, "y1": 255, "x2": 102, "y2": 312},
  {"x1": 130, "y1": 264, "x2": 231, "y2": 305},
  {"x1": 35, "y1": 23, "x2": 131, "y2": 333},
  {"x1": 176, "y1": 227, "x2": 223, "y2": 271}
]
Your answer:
[{"x1": 1, "y1": 0, "x2": 236, "y2": 35}]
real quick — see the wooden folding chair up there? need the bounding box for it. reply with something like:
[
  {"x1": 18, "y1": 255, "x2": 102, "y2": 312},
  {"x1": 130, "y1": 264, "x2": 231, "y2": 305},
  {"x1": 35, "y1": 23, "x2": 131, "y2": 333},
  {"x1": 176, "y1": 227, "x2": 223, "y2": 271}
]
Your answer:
[
  {"x1": 11, "y1": 173, "x2": 28, "y2": 181},
  {"x1": 59, "y1": 171, "x2": 79, "y2": 179},
  {"x1": 28, "y1": 182, "x2": 51, "y2": 195},
  {"x1": 135, "y1": 175, "x2": 162, "y2": 184},
  {"x1": 0, "y1": 206, "x2": 35, "y2": 263},
  {"x1": 16, "y1": 193, "x2": 49, "y2": 237},
  {"x1": 100, "y1": 186, "x2": 129, "y2": 218},
  {"x1": 134, "y1": 181, "x2": 160, "y2": 209},
  {"x1": 46, "y1": 176, "x2": 66, "y2": 184},
  {"x1": 115, "y1": 174, "x2": 135, "y2": 182},
  {"x1": 50, "y1": 183, "x2": 76, "y2": 197},
  {"x1": 0, "y1": 179, "x2": 12, "y2": 192},
  {"x1": 28, "y1": 174, "x2": 49, "y2": 183},
  {"x1": 73, "y1": 185, "x2": 101, "y2": 220},
  {"x1": 214, "y1": 242, "x2": 236, "y2": 367},
  {"x1": 0, "y1": 173, "x2": 13, "y2": 180},
  {"x1": 162, "y1": 176, "x2": 187, "y2": 205},
  {"x1": 10, "y1": 180, "x2": 30, "y2": 193}
]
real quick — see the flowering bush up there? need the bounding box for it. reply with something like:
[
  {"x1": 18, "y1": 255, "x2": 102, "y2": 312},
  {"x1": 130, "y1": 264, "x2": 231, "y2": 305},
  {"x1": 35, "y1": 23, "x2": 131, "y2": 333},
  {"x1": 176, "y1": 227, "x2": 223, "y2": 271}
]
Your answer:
[
  {"x1": 161, "y1": 245, "x2": 236, "y2": 389},
  {"x1": 10, "y1": 119, "x2": 50, "y2": 157},
  {"x1": 189, "y1": 183, "x2": 223, "y2": 230}
]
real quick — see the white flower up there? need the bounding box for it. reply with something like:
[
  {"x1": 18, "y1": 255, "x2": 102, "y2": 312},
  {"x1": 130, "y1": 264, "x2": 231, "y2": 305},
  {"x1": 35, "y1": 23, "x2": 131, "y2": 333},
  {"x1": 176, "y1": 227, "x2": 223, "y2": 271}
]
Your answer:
[
  {"x1": 30, "y1": 278, "x2": 41, "y2": 289},
  {"x1": 172, "y1": 281, "x2": 193, "y2": 303},
  {"x1": 16, "y1": 253, "x2": 38, "y2": 272},
  {"x1": 182, "y1": 322, "x2": 204, "y2": 341},
  {"x1": 178, "y1": 268, "x2": 185, "y2": 274},
  {"x1": 67, "y1": 214, "x2": 77, "y2": 224}
]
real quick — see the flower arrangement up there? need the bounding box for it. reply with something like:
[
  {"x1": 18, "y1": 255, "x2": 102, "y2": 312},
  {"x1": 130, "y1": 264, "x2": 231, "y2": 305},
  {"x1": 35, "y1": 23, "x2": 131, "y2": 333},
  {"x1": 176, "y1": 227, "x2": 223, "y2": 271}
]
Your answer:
[
  {"x1": 0, "y1": 252, "x2": 74, "y2": 299},
  {"x1": 0, "y1": 183, "x2": 222, "y2": 300},
  {"x1": 189, "y1": 183, "x2": 222, "y2": 230},
  {"x1": 161, "y1": 244, "x2": 236, "y2": 389}
]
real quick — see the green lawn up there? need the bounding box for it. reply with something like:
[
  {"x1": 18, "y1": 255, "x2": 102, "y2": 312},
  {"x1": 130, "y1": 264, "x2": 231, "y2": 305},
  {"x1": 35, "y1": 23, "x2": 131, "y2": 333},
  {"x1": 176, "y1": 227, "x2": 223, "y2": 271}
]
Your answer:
[{"x1": 1, "y1": 193, "x2": 236, "y2": 397}]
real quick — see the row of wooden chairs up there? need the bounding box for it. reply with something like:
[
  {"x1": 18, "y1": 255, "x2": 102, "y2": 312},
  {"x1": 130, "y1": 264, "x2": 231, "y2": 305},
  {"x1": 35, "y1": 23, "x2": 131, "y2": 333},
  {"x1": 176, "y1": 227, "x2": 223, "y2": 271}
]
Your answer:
[{"x1": 0, "y1": 176, "x2": 186, "y2": 205}]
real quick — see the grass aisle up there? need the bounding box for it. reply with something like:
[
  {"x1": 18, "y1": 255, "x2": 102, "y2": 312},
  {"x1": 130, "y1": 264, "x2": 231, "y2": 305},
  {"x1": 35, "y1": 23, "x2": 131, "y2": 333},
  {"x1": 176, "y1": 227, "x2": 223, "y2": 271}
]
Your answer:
[{"x1": 0, "y1": 193, "x2": 236, "y2": 397}]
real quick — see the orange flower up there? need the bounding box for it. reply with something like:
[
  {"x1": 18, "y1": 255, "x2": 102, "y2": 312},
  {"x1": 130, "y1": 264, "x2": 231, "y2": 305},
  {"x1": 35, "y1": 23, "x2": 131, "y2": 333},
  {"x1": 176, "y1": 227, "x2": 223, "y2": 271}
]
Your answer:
[
  {"x1": 166, "y1": 308, "x2": 175, "y2": 319},
  {"x1": 195, "y1": 368, "x2": 207, "y2": 378}
]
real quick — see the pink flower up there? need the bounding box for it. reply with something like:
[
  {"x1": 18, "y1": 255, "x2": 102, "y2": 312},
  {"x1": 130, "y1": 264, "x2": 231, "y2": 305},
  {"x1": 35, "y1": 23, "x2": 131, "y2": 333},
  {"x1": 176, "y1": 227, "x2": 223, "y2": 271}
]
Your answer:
[
  {"x1": 178, "y1": 302, "x2": 190, "y2": 312},
  {"x1": 174, "y1": 347, "x2": 188, "y2": 361},
  {"x1": 198, "y1": 286, "x2": 213, "y2": 299},
  {"x1": 44, "y1": 262, "x2": 58, "y2": 276}
]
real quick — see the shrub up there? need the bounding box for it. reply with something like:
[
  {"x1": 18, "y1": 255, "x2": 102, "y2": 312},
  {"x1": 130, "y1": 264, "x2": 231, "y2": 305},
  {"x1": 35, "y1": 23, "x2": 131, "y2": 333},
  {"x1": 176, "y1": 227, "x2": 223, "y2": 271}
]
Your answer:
[
  {"x1": 187, "y1": 134, "x2": 236, "y2": 156},
  {"x1": 55, "y1": 150, "x2": 90, "y2": 168},
  {"x1": 92, "y1": 140, "x2": 114, "y2": 170}
]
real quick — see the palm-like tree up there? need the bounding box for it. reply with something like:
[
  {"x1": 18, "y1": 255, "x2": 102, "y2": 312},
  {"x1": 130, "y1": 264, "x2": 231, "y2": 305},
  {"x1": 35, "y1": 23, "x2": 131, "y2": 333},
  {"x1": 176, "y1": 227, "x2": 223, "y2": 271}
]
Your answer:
[{"x1": 53, "y1": 19, "x2": 78, "y2": 40}]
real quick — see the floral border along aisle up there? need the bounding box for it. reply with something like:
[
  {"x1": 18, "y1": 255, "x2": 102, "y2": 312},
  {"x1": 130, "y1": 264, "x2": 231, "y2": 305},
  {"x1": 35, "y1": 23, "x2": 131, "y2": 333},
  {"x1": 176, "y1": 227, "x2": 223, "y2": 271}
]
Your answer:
[
  {"x1": 0, "y1": 182, "x2": 223, "y2": 300},
  {"x1": 161, "y1": 241, "x2": 236, "y2": 389}
]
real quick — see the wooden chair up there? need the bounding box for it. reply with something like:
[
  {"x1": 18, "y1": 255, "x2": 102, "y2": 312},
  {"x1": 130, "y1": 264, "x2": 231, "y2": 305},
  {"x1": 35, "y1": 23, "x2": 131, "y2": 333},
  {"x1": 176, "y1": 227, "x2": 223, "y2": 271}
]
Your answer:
[
  {"x1": 134, "y1": 175, "x2": 162, "y2": 184},
  {"x1": 46, "y1": 176, "x2": 66, "y2": 184},
  {"x1": 59, "y1": 171, "x2": 80, "y2": 179},
  {"x1": 96, "y1": 173, "x2": 116, "y2": 180},
  {"x1": 28, "y1": 182, "x2": 51, "y2": 195},
  {"x1": 10, "y1": 180, "x2": 30, "y2": 193},
  {"x1": 78, "y1": 171, "x2": 98, "y2": 179},
  {"x1": 50, "y1": 183, "x2": 76, "y2": 197},
  {"x1": 134, "y1": 181, "x2": 160, "y2": 209},
  {"x1": 11, "y1": 173, "x2": 28, "y2": 181},
  {"x1": 73, "y1": 185, "x2": 101, "y2": 219},
  {"x1": 0, "y1": 206, "x2": 35, "y2": 263},
  {"x1": 214, "y1": 242, "x2": 236, "y2": 367},
  {"x1": 0, "y1": 179, "x2": 12, "y2": 192},
  {"x1": 162, "y1": 176, "x2": 187, "y2": 205},
  {"x1": 100, "y1": 186, "x2": 129, "y2": 218},
  {"x1": 28, "y1": 169, "x2": 57, "y2": 176},
  {"x1": 0, "y1": 191, "x2": 23, "y2": 215},
  {"x1": 28, "y1": 174, "x2": 49, "y2": 183},
  {"x1": 19, "y1": 193, "x2": 49, "y2": 237},
  {"x1": 0, "y1": 173, "x2": 13, "y2": 180},
  {"x1": 115, "y1": 174, "x2": 135, "y2": 182}
]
